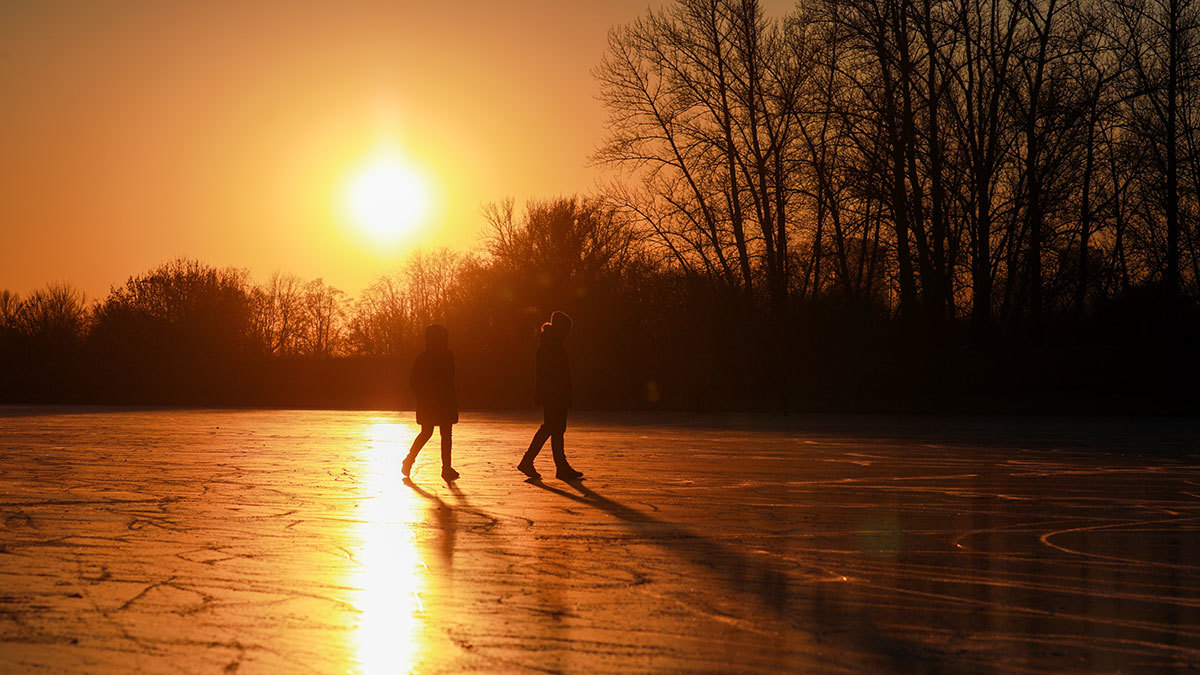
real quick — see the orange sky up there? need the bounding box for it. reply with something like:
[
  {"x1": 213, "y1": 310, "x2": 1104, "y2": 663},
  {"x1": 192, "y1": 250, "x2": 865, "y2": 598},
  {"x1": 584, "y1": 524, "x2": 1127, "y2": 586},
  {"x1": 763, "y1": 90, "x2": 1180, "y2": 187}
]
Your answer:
[{"x1": 1, "y1": 0, "x2": 789, "y2": 300}]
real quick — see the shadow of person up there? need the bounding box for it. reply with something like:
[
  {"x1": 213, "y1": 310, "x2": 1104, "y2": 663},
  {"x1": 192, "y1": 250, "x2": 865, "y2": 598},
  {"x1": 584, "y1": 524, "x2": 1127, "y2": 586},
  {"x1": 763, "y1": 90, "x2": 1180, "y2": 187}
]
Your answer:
[
  {"x1": 403, "y1": 477, "x2": 457, "y2": 566},
  {"x1": 525, "y1": 478, "x2": 790, "y2": 613},
  {"x1": 525, "y1": 478, "x2": 934, "y2": 668},
  {"x1": 446, "y1": 481, "x2": 468, "y2": 500},
  {"x1": 404, "y1": 478, "x2": 503, "y2": 551}
]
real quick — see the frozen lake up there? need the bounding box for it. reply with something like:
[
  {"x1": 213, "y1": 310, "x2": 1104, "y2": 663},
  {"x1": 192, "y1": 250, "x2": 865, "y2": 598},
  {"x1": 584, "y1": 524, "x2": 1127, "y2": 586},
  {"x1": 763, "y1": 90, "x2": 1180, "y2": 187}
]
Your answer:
[{"x1": 1, "y1": 408, "x2": 1198, "y2": 673}]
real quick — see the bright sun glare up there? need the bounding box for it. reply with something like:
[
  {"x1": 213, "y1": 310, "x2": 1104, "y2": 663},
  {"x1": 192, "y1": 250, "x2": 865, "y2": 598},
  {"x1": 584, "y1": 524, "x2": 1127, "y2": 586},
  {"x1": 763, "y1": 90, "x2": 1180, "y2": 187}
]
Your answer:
[{"x1": 346, "y1": 156, "x2": 431, "y2": 244}]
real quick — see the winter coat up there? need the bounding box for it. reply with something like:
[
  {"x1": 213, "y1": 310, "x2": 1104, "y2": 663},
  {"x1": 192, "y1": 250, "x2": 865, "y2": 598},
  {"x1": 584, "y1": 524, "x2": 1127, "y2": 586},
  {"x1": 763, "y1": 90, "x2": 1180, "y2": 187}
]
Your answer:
[
  {"x1": 410, "y1": 348, "x2": 458, "y2": 426},
  {"x1": 534, "y1": 336, "x2": 572, "y2": 408}
]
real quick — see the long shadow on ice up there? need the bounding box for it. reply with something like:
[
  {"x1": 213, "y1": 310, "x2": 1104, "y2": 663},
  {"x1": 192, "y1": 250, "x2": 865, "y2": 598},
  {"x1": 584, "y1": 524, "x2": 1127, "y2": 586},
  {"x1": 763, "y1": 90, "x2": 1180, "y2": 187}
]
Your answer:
[
  {"x1": 403, "y1": 477, "x2": 459, "y2": 566},
  {"x1": 528, "y1": 477, "x2": 791, "y2": 613},
  {"x1": 527, "y1": 478, "x2": 942, "y2": 668},
  {"x1": 403, "y1": 478, "x2": 504, "y2": 568}
]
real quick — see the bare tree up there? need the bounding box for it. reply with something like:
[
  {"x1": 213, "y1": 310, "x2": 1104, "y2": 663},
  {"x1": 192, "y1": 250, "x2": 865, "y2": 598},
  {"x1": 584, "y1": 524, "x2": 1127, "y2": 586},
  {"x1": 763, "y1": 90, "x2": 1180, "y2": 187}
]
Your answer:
[
  {"x1": 1111, "y1": 0, "x2": 1200, "y2": 310},
  {"x1": 0, "y1": 290, "x2": 21, "y2": 333},
  {"x1": 405, "y1": 249, "x2": 467, "y2": 331},
  {"x1": 486, "y1": 196, "x2": 635, "y2": 298},
  {"x1": 348, "y1": 275, "x2": 410, "y2": 357},
  {"x1": 595, "y1": 0, "x2": 801, "y2": 313},
  {"x1": 301, "y1": 279, "x2": 347, "y2": 357},
  {"x1": 16, "y1": 283, "x2": 89, "y2": 347},
  {"x1": 252, "y1": 272, "x2": 306, "y2": 356},
  {"x1": 91, "y1": 259, "x2": 253, "y2": 360}
]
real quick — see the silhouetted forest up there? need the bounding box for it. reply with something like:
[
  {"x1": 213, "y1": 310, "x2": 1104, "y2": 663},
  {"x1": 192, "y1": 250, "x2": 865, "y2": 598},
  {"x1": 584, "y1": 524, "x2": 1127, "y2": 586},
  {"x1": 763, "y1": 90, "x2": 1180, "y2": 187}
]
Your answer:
[{"x1": 3, "y1": 0, "x2": 1199, "y2": 412}]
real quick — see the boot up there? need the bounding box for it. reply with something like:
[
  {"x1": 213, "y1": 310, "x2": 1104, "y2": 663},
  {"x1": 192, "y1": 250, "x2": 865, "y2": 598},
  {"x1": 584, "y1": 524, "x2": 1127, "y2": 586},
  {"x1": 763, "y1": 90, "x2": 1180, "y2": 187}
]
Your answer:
[{"x1": 555, "y1": 465, "x2": 583, "y2": 481}]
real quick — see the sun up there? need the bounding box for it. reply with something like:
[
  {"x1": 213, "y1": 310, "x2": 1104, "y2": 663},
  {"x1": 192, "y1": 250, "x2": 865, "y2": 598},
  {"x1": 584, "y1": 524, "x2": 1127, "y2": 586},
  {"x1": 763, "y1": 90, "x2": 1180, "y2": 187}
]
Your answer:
[{"x1": 346, "y1": 156, "x2": 431, "y2": 244}]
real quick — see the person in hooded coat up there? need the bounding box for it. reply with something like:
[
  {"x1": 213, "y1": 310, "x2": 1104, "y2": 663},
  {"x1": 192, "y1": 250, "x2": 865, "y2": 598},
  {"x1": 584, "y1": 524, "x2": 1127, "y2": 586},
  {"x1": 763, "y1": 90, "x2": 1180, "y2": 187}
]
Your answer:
[
  {"x1": 403, "y1": 324, "x2": 459, "y2": 481},
  {"x1": 517, "y1": 311, "x2": 582, "y2": 480}
]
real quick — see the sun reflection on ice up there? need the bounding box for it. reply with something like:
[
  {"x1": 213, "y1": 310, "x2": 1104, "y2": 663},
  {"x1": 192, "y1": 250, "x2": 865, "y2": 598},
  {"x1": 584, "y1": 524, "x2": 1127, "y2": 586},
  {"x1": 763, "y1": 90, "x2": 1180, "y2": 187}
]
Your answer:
[{"x1": 354, "y1": 419, "x2": 426, "y2": 673}]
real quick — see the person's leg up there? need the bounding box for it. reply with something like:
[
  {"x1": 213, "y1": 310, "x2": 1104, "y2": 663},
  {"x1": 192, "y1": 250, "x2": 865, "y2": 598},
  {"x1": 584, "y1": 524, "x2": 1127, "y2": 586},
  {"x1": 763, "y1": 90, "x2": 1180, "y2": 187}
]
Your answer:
[
  {"x1": 439, "y1": 424, "x2": 459, "y2": 480},
  {"x1": 439, "y1": 424, "x2": 453, "y2": 469},
  {"x1": 549, "y1": 408, "x2": 567, "y2": 468},
  {"x1": 548, "y1": 407, "x2": 580, "y2": 478},
  {"x1": 522, "y1": 421, "x2": 551, "y2": 463},
  {"x1": 518, "y1": 410, "x2": 552, "y2": 476},
  {"x1": 403, "y1": 425, "x2": 434, "y2": 476},
  {"x1": 408, "y1": 425, "x2": 434, "y2": 457}
]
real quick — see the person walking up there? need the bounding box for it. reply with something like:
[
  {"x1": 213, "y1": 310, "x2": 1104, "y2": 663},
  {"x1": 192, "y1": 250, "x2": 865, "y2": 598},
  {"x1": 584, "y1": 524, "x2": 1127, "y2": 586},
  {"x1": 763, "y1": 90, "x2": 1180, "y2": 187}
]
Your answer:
[
  {"x1": 518, "y1": 311, "x2": 583, "y2": 480},
  {"x1": 403, "y1": 324, "x2": 460, "y2": 481}
]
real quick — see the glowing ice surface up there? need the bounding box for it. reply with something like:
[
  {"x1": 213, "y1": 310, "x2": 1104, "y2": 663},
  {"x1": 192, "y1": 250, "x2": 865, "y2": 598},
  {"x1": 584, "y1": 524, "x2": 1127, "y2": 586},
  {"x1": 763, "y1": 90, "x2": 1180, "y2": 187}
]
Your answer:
[{"x1": 0, "y1": 408, "x2": 1197, "y2": 672}]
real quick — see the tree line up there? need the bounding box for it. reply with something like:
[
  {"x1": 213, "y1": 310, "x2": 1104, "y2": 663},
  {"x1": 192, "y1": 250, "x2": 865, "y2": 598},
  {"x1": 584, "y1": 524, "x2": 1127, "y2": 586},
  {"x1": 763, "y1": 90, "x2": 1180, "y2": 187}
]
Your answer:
[
  {"x1": 596, "y1": 0, "x2": 1200, "y2": 332},
  {"x1": 2, "y1": 198, "x2": 683, "y2": 408},
  {"x1": 3, "y1": 0, "x2": 1197, "y2": 412}
]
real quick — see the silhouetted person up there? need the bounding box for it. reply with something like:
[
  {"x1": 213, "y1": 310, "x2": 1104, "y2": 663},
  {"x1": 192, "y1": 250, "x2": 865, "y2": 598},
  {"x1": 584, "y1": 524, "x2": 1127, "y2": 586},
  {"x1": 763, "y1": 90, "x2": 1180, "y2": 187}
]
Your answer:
[
  {"x1": 403, "y1": 324, "x2": 459, "y2": 481},
  {"x1": 518, "y1": 311, "x2": 582, "y2": 480}
]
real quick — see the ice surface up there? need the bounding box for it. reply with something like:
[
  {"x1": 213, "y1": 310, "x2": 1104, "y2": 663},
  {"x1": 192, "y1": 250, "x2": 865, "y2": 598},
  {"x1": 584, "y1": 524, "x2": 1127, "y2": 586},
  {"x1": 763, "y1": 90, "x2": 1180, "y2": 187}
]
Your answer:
[{"x1": 0, "y1": 407, "x2": 1198, "y2": 672}]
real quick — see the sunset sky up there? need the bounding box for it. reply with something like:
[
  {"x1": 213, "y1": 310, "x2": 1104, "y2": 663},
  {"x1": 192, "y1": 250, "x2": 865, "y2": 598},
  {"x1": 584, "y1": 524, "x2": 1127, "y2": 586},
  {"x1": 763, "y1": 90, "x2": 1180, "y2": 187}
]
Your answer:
[{"x1": 1, "y1": 0, "x2": 790, "y2": 299}]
